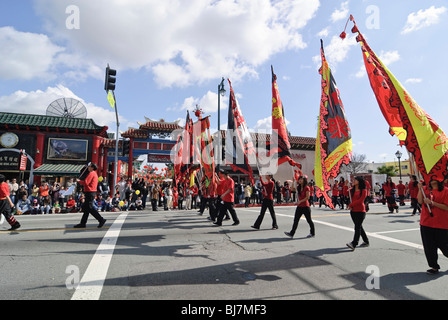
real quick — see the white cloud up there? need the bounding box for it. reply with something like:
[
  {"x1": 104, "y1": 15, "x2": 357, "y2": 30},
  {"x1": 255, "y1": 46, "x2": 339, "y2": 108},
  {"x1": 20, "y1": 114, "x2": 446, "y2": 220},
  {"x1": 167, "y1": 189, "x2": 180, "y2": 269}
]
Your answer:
[
  {"x1": 179, "y1": 91, "x2": 229, "y2": 114},
  {"x1": 314, "y1": 34, "x2": 357, "y2": 69},
  {"x1": 402, "y1": 6, "x2": 447, "y2": 34},
  {"x1": 0, "y1": 85, "x2": 130, "y2": 134},
  {"x1": 252, "y1": 116, "x2": 290, "y2": 133},
  {"x1": 379, "y1": 50, "x2": 400, "y2": 66},
  {"x1": 0, "y1": 27, "x2": 64, "y2": 80},
  {"x1": 331, "y1": 1, "x2": 349, "y2": 23},
  {"x1": 405, "y1": 78, "x2": 423, "y2": 84},
  {"x1": 317, "y1": 27, "x2": 330, "y2": 38},
  {"x1": 34, "y1": 0, "x2": 320, "y2": 88}
]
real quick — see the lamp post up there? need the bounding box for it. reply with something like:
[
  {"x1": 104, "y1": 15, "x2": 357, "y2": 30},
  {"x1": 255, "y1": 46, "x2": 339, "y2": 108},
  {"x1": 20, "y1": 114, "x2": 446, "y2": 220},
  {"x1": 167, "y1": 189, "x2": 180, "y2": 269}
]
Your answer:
[
  {"x1": 217, "y1": 77, "x2": 226, "y2": 171},
  {"x1": 395, "y1": 150, "x2": 402, "y2": 180}
]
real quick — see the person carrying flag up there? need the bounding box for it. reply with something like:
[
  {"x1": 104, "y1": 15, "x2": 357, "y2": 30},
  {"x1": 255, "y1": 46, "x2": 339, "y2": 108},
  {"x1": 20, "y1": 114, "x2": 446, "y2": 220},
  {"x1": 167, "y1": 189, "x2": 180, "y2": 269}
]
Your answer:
[
  {"x1": 285, "y1": 175, "x2": 315, "y2": 239},
  {"x1": 0, "y1": 174, "x2": 21, "y2": 231},
  {"x1": 251, "y1": 174, "x2": 278, "y2": 230},
  {"x1": 214, "y1": 169, "x2": 239, "y2": 227}
]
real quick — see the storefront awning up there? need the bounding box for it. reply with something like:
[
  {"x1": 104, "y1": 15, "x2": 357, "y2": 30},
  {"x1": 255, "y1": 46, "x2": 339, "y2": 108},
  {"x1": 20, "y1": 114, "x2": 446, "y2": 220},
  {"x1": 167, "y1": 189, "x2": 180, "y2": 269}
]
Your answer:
[{"x1": 34, "y1": 164, "x2": 85, "y2": 176}]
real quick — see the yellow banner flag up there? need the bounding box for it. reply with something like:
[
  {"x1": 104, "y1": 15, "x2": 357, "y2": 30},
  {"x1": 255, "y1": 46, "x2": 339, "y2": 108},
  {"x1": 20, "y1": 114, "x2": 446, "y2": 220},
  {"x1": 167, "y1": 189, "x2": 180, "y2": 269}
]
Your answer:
[{"x1": 107, "y1": 90, "x2": 115, "y2": 109}]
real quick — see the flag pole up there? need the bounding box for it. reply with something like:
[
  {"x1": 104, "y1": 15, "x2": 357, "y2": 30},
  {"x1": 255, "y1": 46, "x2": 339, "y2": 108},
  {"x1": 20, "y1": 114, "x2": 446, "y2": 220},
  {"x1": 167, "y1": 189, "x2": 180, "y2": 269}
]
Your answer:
[{"x1": 408, "y1": 151, "x2": 433, "y2": 217}]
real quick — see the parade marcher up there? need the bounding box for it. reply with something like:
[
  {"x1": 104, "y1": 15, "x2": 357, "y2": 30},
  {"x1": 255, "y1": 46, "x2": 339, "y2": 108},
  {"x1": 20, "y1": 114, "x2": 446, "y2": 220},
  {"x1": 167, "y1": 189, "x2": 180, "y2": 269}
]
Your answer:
[
  {"x1": 383, "y1": 177, "x2": 399, "y2": 213},
  {"x1": 251, "y1": 175, "x2": 278, "y2": 230},
  {"x1": 397, "y1": 180, "x2": 406, "y2": 206},
  {"x1": 418, "y1": 179, "x2": 448, "y2": 275},
  {"x1": 346, "y1": 176, "x2": 369, "y2": 251},
  {"x1": 285, "y1": 175, "x2": 315, "y2": 239},
  {"x1": 0, "y1": 174, "x2": 21, "y2": 230},
  {"x1": 74, "y1": 163, "x2": 107, "y2": 229},
  {"x1": 214, "y1": 170, "x2": 239, "y2": 227},
  {"x1": 409, "y1": 175, "x2": 421, "y2": 216}
]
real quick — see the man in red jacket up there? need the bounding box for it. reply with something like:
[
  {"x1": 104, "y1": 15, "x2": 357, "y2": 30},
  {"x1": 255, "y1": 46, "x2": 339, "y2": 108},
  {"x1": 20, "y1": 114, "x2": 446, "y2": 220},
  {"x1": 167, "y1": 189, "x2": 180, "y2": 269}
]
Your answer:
[{"x1": 74, "y1": 163, "x2": 106, "y2": 229}]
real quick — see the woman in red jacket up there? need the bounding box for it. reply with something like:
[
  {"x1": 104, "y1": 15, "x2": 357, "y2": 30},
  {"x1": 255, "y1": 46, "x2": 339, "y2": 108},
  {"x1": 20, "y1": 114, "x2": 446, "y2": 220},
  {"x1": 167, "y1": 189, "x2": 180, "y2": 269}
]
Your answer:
[
  {"x1": 418, "y1": 179, "x2": 448, "y2": 274},
  {"x1": 383, "y1": 177, "x2": 398, "y2": 213},
  {"x1": 409, "y1": 175, "x2": 421, "y2": 216},
  {"x1": 285, "y1": 175, "x2": 315, "y2": 239},
  {"x1": 74, "y1": 163, "x2": 106, "y2": 229},
  {"x1": 346, "y1": 176, "x2": 369, "y2": 251}
]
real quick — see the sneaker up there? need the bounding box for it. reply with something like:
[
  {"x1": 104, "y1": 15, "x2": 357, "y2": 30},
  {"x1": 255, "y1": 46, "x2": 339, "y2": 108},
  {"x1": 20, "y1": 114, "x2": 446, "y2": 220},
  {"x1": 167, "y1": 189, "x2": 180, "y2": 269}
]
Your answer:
[
  {"x1": 359, "y1": 242, "x2": 370, "y2": 248},
  {"x1": 284, "y1": 232, "x2": 293, "y2": 238},
  {"x1": 272, "y1": 226, "x2": 278, "y2": 230},
  {"x1": 426, "y1": 268, "x2": 439, "y2": 275},
  {"x1": 251, "y1": 225, "x2": 260, "y2": 230},
  {"x1": 98, "y1": 219, "x2": 107, "y2": 228},
  {"x1": 346, "y1": 242, "x2": 355, "y2": 251},
  {"x1": 9, "y1": 222, "x2": 21, "y2": 231},
  {"x1": 306, "y1": 234, "x2": 315, "y2": 238},
  {"x1": 231, "y1": 221, "x2": 240, "y2": 226}
]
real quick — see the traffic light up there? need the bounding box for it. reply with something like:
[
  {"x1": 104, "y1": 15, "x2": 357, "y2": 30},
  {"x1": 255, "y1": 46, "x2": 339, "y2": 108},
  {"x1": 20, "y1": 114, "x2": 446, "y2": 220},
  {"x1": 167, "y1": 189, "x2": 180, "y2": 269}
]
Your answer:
[
  {"x1": 122, "y1": 139, "x2": 131, "y2": 156},
  {"x1": 104, "y1": 65, "x2": 117, "y2": 92}
]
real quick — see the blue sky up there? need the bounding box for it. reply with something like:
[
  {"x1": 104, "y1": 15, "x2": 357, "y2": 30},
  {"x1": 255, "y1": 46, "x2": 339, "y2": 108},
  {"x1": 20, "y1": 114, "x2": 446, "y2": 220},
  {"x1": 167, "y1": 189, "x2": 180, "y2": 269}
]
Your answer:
[{"x1": 0, "y1": 0, "x2": 447, "y2": 164}]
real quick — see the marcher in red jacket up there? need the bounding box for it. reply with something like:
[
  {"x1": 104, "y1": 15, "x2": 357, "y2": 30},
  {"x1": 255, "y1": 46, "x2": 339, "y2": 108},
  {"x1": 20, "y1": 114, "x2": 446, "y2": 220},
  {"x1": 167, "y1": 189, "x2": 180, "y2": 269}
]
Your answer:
[
  {"x1": 383, "y1": 177, "x2": 398, "y2": 213},
  {"x1": 346, "y1": 176, "x2": 369, "y2": 251},
  {"x1": 74, "y1": 163, "x2": 107, "y2": 229},
  {"x1": 418, "y1": 179, "x2": 448, "y2": 274},
  {"x1": 252, "y1": 175, "x2": 278, "y2": 230}
]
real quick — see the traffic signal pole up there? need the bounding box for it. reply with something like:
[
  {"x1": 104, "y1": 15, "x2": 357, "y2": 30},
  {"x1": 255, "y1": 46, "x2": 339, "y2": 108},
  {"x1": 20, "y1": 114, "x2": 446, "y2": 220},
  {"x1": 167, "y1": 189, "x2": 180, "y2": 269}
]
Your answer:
[
  {"x1": 113, "y1": 90, "x2": 119, "y2": 195},
  {"x1": 105, "y1": 64, "x2": 119, "y2": 194}
]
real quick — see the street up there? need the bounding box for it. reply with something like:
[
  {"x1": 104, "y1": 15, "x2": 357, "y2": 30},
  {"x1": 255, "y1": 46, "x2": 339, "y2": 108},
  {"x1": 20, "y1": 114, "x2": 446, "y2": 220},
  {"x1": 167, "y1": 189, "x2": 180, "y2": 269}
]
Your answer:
[{"x1": 1, "y1": 203, "x2": 447, "y2": 301}]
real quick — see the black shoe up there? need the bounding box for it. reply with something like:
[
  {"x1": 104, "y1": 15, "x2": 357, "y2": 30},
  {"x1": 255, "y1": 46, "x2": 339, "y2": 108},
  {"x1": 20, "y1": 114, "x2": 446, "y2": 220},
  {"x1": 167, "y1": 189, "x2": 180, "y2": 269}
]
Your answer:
[
  {"x1": 284, "y1": 232, "x2": 293, "y2": 238},
  {"x1": 9, "y1": 222, "x2": 21, "y2": 231},
  {"x1": 251, "y1": 225, "x2": 259, "y2": 230},
  {"x1": 213, "y1": 222, "x2": 222, "y2": 226},
  {"x1": 74, "y1": 224, "x2": 86, "y2": 229},
  {"x1": 98, "y1": 219, "x2": 107, "y2": 228},
  {"x1": 232, "y1": 221, "x2": 240, "y2": 226},
  {"x1": 426, "y1": 268, "x2": 439, "y2": 275}
]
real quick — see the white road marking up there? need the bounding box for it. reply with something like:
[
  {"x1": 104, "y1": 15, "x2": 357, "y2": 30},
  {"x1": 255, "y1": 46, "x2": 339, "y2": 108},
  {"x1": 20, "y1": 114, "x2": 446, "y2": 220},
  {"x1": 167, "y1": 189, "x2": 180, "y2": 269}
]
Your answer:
[
  {"x1": 71, "y1": 212, "x2": 128, "y2": 300},
  {"x1": 275, "y1": 213, "x2": 424, "y2": 250}
]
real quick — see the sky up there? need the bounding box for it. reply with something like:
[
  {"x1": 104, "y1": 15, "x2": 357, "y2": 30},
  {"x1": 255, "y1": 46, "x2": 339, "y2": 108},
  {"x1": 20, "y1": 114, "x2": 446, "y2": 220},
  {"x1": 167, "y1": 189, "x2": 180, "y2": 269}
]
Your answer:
[{"x1": 0, "y1": 0, "x2": 447, "y2": 164}]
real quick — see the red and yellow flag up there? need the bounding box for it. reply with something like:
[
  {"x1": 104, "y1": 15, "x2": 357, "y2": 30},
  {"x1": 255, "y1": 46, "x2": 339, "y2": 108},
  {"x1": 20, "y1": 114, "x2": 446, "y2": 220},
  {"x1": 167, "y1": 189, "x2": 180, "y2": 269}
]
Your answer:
[
  {"x1": 346, "y1": 15, "x2": 448, "y2": 182},
  {"x1": 315, "y1": 40, "x2": 353, "y2": 210}
]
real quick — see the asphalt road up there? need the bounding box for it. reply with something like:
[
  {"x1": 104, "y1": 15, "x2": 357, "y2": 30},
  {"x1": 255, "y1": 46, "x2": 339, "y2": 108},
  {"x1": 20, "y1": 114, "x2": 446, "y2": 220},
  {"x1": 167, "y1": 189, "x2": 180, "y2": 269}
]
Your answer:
[{"x1": 1, "y1": 202, "x2": 447, "y2": 301}]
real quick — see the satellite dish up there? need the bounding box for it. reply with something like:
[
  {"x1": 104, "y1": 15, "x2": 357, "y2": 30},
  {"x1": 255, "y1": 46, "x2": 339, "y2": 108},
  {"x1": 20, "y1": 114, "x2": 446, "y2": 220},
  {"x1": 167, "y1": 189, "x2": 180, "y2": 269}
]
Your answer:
[{"x1": 47, "y1": 98, "x2": 87, "y2": 119}]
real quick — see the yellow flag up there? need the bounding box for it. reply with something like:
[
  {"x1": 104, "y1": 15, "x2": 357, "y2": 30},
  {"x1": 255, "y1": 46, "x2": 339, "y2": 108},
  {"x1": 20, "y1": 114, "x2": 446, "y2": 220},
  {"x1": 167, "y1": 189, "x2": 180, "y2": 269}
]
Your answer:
[{"x1": 107, "y1": 90, "x2": 115, "y2": 109}]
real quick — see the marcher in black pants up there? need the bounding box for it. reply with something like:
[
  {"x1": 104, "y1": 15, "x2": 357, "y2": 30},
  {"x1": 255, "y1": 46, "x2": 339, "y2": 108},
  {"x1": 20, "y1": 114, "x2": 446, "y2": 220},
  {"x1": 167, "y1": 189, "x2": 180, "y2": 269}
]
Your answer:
[
  {"x1": 74, "y1": 163, "x2": 106, "y2": 229},
  {"x1": 252, "y1": 175, "x2": 277, "y2": 230},
  {"x1": 346, "y1": 176, "x2": 370, "y2": 251},
  {"x1": 418, "y1": 179, "x2": 448, "y2": 274},
  {"x1": 285, "y1": 176, "x2": 314, "y2": 238},
  {"x1": 214, "y1": 170, "x2": 239, "y2": 226}
]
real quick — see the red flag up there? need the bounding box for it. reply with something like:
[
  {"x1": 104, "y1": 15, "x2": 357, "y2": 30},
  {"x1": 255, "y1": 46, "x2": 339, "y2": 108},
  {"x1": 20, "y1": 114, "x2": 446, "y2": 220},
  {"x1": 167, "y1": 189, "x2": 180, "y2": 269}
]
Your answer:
[
  {"x1": 225, "y1": 79, "x2": 257, "y2": 184},
  {"x1": 314, "y1": 40, "x2": 353, "y2": 210},
  {"x1": 346, "y1": 15, "x2": 448, "y2": 183},
  {"x1": 270, "y1": 66, "x2": 302, "y2": 171}
]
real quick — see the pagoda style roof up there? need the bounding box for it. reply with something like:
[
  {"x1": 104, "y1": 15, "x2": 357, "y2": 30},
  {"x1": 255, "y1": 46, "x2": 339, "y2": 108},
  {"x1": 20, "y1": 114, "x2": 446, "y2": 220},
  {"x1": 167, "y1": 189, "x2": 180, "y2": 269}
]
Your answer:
[
  {"x1": 0, "y1": 112, "x2": 109, "y2": 138},
  {"x1": 219, "y1": 131, "x2": 316, "y2": 150},
  {"x1": 139, "y1": 118, "x2": 182, "y2": 132}
]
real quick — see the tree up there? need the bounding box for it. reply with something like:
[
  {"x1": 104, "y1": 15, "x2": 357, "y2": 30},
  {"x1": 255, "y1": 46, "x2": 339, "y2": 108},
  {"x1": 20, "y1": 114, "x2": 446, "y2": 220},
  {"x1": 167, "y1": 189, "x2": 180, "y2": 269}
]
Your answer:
[
  {"x1": 344, "y1": 153, "x2": 368, "y2": 176},
  {"x1": 375, "y1": 165, "x2": 396, "y2": 176}
]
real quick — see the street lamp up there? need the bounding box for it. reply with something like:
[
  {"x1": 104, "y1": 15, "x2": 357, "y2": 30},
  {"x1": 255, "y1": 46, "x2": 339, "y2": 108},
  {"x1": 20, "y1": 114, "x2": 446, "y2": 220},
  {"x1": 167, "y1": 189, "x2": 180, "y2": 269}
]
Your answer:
[
  {"x1": 217, "y1": 77, "x2": 226, "y2": 171},
  {"x1": 395, "y1": 150, "x2": 402, "y2": 179}
]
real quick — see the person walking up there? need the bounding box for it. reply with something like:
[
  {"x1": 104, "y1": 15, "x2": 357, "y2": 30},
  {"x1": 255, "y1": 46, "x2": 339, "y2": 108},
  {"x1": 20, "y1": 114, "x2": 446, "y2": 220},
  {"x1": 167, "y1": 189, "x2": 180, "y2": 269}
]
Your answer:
[
  {"x1": 346, "y1": 176, "x2": 370, "y2": 251},
  {"x1": 0, "y1": 174, "x2": 21, "y2": 230},
  {"x1": 383, "y1": 177, "x2": 399, "y2": 213},
  {"x1": 418, "y1": 179, "x2": 448, "y2": 275},
  {"x1": 409, "y1": 175, "x2": 421, "y2": 216},
  {"x1": 251, "y1": 175, "x2": 278, "y2": 230},
  {"x1": 285, "y1": 175, "x2": 315, "y2": 239},
  {"x1": 74, "y1": 163, "x2": 107, "y2": 229},
  {"x1": 214, "y1": 170, "x2": 239, "y2": 226}
]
